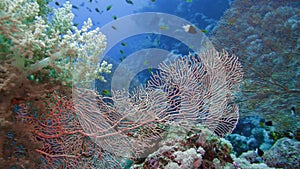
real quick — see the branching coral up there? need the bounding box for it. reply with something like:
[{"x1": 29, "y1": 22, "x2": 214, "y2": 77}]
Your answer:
[
  {"x1": 1, "y1": 1, "x2": 245, "y2": 168},
  {"x1": 13, "y1": 48, "x2": 243, "y2": 168},
  {"x1": 0, "y1": 1, "x2": 112, "y2": 166},
  {"x1": 210, "y1": 0, "x2": 300, "y2": 132},
  {"x1": 72, "y1": 49, "x2": 243, "y2": 161},
  {"x1": 0, "y1": 0, "x2": 112, "y2": 86},
  {"x1": 14, "y1": 89, "x2": 122, "y2": 169}
]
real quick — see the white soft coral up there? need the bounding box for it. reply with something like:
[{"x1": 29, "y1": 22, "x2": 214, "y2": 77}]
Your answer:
[{"x1": 0, "y1": 0, "x2": 111, "y2": 86}]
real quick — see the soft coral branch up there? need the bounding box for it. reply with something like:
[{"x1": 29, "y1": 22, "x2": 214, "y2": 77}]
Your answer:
[{"x1": 0, "y1": 0, "x2": 112, "y2": 86}]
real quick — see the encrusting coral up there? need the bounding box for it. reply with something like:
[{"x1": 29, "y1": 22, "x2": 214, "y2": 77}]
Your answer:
[{"x1": 131, "y1": 124, "x2": 274, "y2": 169}]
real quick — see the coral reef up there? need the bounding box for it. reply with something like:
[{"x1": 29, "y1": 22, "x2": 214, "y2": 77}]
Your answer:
[
  {"x1": 262, "y1": 137, "x2": 300, "y2": 169},
  {"x1": 130, "y1": 125, "x2": 234, "y2": 169},
  {"x1": 210, "y1": 0, "x2": 300, "y2": 134},
  {"x1": 3, "y1": 0, "x2": 295, "y2": 168},
  {"x1": 209, "y1": 1, "x2": 300, "y2": 168},
  {"x1": 130, "y1": 124, "x2": 274, "y2": 169},
  {"x1": 227, "y1": 116, "x2": 274, "y2": 156},
  {"x1": 0, "y1": 1, "x2": 112, "y2": 167},
  {"x1": 8, "y1": 48, "x2": 243, "y2": 168},
  {"x1": 0, "y1": 118, "x2": 42, "y2": 169},
  {"x1": 14, "y1": 89, "x2": 122, "y2": 168},
  {"x1": 0, "y1": 68, "x2": 69, "y2": 168},
  {"x1": 72, "y1": 49, "x2": 243, "y2": 162},
  {"x1": 232, "y1": 155, "x2": 274, "y2": 169}
]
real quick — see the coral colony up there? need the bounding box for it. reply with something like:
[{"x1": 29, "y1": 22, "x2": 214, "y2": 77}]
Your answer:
[
  {"x1": 0, "y1": 1, "x2": 244, "y2": 168},
  {"x1": 1, "y1": 0, "x2": 299, "y2": 169},
  {"x1": 0, "y1": 0, "x2": 112, "y2": 86}
]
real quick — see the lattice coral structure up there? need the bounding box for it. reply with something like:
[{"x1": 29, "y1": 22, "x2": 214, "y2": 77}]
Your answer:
[
  {"x1": 14, "y1": 47, "x2": 243, "y2": 168},
  {"x1": 16, "y1": 49, "x2": 242, "y2": 168},
  {"x1": 15, "y1": 91, "x2": 122, "y2": 169},
  {"x1": 73, "y1": 49, "x2": 243, "y2": 160}
]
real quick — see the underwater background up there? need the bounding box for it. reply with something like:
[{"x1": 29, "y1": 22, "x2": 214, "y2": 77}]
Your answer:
[{"x1": 0, "y1": 0, "x2": 299, "y2": 168}]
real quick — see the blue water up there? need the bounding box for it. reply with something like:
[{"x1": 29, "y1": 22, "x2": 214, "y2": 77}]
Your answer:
[
  {"x1": 50, "y1": 0, "x2": 231, "y2": 93},
  {"x1": 49, "y1": 0, "x2": 230, "y2": 60},
  {"x1": 50, "y1": 0, "x2": 229, "y2": 29}
]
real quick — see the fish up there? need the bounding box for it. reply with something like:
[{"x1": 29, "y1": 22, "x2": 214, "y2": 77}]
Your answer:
[
  {"x1": 148, "y1": 67, "x2": 153, "y2": 73},
  {"x1": 159, "y1": 25, "x2": 169, "y2": 30},
  {"x1": 119, "y1": 56, "x2": 126, "y2": 62},
  {"x1": 186, "y1": 0, "x2": 193, "y2": 2},
  {"x1": 55, "y1": 2, "x2": 60, "y2": 6},
  {"x1": 113, "y1": 15, "x2": 117, "y2": 20},
  {"x1": 72, "y1": 5, "x2": 79, "y2": 9},
  {"x1": 125, "y1": 0, "x2": 134, "y2": 5},
  {"x1": 255, "y1": 148, "x2": 264, "y2": 157},
  {"x1": 111, "y1": 26, "x2": 117, "y2": 30},
  {"x1": 291, "y1": 106, "x2": 295, "y2": 116},
  {"x1": 102, "y1": 89, "x2": 111, "y2": 95},
  {"x1": 86, "y1": 7, "x2": 92, "y2": 12},
  {"x1": 213, "y1": 147, "x2": 219, "y2": 154},
  {"x1": 183, "y1": 24, "x2": 197, "y2": 34},
  {"x1": 121, "y1": 42, "x2": 126, "y2": 46},
  {"x1": 106, "y1": 5, "x2": 112, "y2": 11},
  {"x1": 151, "y1": 0, "x2": 156, "y2": 2},
  {"x1": 200, "y1": 29, "x2": 207, "y2": 33},
  {"x1": 120, "y1": 49, "x2": 124, "y2": 54},
  {"x1": 144, "y1": 60, "x2": 150, "y2": 65},
  {"x1": 95, "y1": 8, "x2": 103, "y2": 14}
]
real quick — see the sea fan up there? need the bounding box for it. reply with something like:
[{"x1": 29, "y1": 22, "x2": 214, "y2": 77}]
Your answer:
[
  {"x1": 73, "y1": 49, "x2": 243, "y2": 159},
  {"x1": 15, "y1": 49, "x2": 242, "y2": 168}
]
